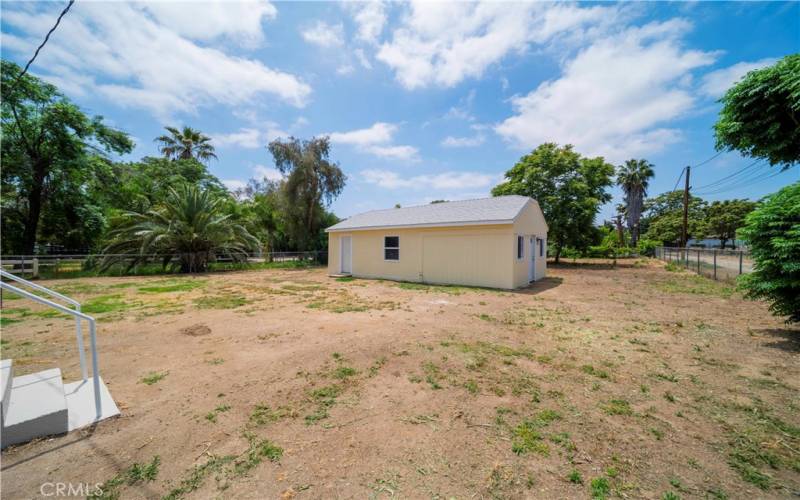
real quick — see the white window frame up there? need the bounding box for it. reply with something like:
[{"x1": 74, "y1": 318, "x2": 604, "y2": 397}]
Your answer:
[
  {"x1": 516, "y1": 235, "x2": 524, "y2": 260},
  {"x1": 384, "y1": 235, "x2": 400, "y2": 262}
]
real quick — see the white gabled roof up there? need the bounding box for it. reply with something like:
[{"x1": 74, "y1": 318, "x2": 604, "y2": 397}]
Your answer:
[{"x1": 326, "y1": 195, "x2": 533, "y2": 232}]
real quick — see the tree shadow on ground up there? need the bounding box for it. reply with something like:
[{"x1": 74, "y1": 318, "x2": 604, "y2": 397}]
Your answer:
[
  {"x1": 514, "y1": 276, "x2": 564, "y2": 295},
  {"x1": 752, "y1": 328, "x2": 800, "y2": 353}
]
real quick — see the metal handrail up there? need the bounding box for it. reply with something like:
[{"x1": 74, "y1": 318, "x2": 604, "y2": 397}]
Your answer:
[
  {"x1": 0, "y1": 269, "x2": 88, "y2": 381},
  {"x1": 0, "y1": 282, "x2": 101, "y2": 418}
]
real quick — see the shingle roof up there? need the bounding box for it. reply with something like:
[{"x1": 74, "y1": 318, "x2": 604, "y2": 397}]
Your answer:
[{"x1": 326, "y1": 195, "x2": 533, "y2": 232}]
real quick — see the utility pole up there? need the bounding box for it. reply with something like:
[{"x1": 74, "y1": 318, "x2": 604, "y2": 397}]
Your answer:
[{"x1": 681, "y1": 166, "x2": 690, "y2": 248}]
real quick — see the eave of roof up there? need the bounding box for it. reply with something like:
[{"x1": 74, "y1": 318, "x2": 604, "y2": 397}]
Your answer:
[{"x1": 325, "y1": 219, "x2": 515, "y2": 232}]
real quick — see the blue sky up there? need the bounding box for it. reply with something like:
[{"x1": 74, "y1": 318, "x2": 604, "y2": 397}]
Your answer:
[{"x1": 2, "y1": 1, "x2": 798, "y2": 221}]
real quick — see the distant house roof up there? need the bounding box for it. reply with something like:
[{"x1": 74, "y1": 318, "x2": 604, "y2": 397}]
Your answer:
[{"x1": 326, "y1": 195, "x2": 535, "y2": 232}]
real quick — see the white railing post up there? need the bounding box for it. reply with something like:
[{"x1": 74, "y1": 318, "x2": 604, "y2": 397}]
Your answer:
[
  {"x1": 0, "y1": 279, "x2": 101, "y2": 417},
  {"x1": 75, "y1": 307, "x2": 88, "y2": 381},
  {"x1": 89, "y1": 319, "x2": 101, "y2": 419}
]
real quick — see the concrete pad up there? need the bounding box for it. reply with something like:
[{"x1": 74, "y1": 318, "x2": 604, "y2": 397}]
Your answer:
[
  {"x1": 2, "y1": 368, "x2": 68, "y2": 448},
  {"x1": 64, "y1": 377, "x2": 120, "y2": 431},
  {"x1": 1, "y1": 359, "x2": 12, "y2": 426}
]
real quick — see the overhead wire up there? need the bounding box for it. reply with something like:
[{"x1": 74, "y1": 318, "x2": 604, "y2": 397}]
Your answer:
[{"x1": 12, "y1": 0, "x2": 75, "y2": 86}]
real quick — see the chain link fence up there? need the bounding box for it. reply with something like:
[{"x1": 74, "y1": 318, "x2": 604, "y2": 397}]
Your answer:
[
  {"x1": 655, "y1": 247, "x2": 753, "y2": 282},
  {"x1": 0, "y1": 251, "x2": 328, "y2": 279}
]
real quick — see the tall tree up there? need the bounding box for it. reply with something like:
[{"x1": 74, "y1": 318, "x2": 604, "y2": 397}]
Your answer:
[
  {"x1": 714, "y1": 54, "x2": 800, "y2": 169},
  {"x1": 705, "y1": 199, "x2": 757, "y2": 249},
  {"x1": 268, "y1": 136, "x2": 346, "y2": 250},
  {"x1": 738, "y1": 182, "x2": 800, "y2": 323},
  {"x1": 492, "y1": 143, "x2": 614, "y2": 263},
  {"x1": 1, "y1": 60, "x2": 133, "y2": 254},
  {"x1": 617, "y1": 159, "x2": 655, "y2": 246},
  {"x1": 101, "y1": 184, "x2": 260, "y2": 273},
  {"x1": 641, "y1": 191, "x2": 707, "y2": 246},
  {"x1": 155, "y1": 126, "x2": 217, "y2": 162}
]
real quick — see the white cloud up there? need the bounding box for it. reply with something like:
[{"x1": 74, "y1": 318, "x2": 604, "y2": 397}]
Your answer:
[
  {"x1": 376, "y1": 2, "x2": 619, "y2": 89},
  {"x1": 1, "y1": 2, "x2": 310, "y2": 118},
  {"x1": 441, "y1": 134, "x2": 485, "y2": 148},
  {"x1": 329, "y1": 123, "x2": 418, "y2": 161},
  {"x1": 211, "y1": 123, "x2": 288, "y2": 148},
  {"x1": 350, "y1": 1, "x2": 387, "y2": 44},
  {"x1": 355, "y1": 48, "x2": 373, "y2": 70},
  {"x1": 337, "y1": 64, "x2": 355, "y2": 75},
  {"x1": 495, "y1": 19, "x2": 717, "y2": 163},
  {"x1": 301, "y1": 21, "x2": 344, "y2": 47},
  {"x1": 329, "y1": 122, "x2": 398, "y2": 146},
  {"x1": 253, "y1": 164, "x2": 284, "y2": 181},
  {"x1": 364, "y1": 145, "x2": 419, "y2": 160},
  {"x1": 222, "y1": 179, "x2": 247, "y2": 191},
  {"x1": 700, "y1": 58, "x2": 777, "y2": 98},
  {"x1": 361, "y1": 169, "x2": 495, "y2": 190},
  {"x1": 139, "y1": 1, "x2": 276, "y2": 46}
]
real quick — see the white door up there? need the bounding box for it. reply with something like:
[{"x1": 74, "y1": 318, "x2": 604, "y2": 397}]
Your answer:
[
  {"x1": 528, "y1": 236, "x2": 536, "y2": 282},
  {"x1": 340, "y1": 236, "x2": 352, "y2": 274}
]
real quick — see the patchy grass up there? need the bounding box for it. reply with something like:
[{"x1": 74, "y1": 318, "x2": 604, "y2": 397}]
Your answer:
[
  {"x1": 205, "y1": 404, "x2": 232, "y2": 423},
  {"x1": 89, "y1": 455, "x2": 160, "y2": 499},
  {"x1": 194, "y1": 293, "x2": 250, "y2": 309},
  {"x1": 140, "y1": 371, "x2": 168, "y2": 385},
  {"x1": 602, "y1": 399, "x2": 633, "y2": 416},
  {"x1": 138, "y1": 280, "x2": 205, "y2": 293},
  {"x1": 654, "y1": 274, "x2": 734, "y2": 298}
]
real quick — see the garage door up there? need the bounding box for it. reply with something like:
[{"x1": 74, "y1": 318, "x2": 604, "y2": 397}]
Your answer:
[{"x1": 421, "y1": 233, "x2": 509, "y2": 289}]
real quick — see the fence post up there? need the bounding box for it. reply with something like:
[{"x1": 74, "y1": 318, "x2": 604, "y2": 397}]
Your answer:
[
  {"x1": 739, "y1": 251, "x2": 743, "y2": 276},
  {"x1": 32, "y1": 258, "x2": 39, "y2": 278},
  {"x1": 21, "y1": 256, "x2": 26, "y2": 278},
  {"x1": 713, "y1": 249, "x2": 717, "y2": 280},
  {"x1": 696, "y1": 249, "x2": 700, "y2": 274}
]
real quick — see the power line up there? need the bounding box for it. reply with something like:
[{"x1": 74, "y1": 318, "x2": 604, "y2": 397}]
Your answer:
[
  {"x1": 692, "y1": 151, "x2": 724, "y2": 169},
  {"x1": 13, "y1": 0, "x2": 75, "y2": 85},
  {"x1": 670, "y1": 167, "x2": 685, "y2": 193},
  {"x1": 695, "y1": 168, "x2": 788, "y2": 196},
  {"x1": 693, "y1": 159, "x2": 764, "y2": 191}
]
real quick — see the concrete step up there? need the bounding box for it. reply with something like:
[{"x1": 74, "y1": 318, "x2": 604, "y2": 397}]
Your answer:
[
  {"x1": 64, "y1": 377, "x2": 120, "y2": 431},
  {"x1": 1, "y1": 359, "x2": 12, "y2": 426},
  {"x1": 2, "y1": 368, "x2": 68, "y2": 448}
]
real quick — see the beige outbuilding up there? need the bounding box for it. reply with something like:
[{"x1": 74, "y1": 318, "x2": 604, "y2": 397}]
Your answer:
[{"x1": 326, "y1": 195, "x2": 547, "y2": 289}]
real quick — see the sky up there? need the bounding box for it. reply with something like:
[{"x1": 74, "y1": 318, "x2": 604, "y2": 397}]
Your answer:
[{"x1": 2, "y1": 1, "x2": 798, "y2": 222}]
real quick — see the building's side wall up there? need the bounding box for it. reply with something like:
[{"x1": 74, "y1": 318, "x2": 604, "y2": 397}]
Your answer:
[
  {"x1": 328, "y1": 224, "x2": 515, "y2": 289},
  {"x1": 511, "y1": 201, "x2": 549, "y2": 288}
]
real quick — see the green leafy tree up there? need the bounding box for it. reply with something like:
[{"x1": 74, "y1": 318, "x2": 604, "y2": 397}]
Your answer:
[
  {"x1": 98, "y1": 157, "x2": 227, "y2": 213},
  {"x1": 268, "y1": 136, "x2": 346, "y2": 250},
  {"x1": 101, "y1": 185, "x2": 260, "y2": 273},
  {"x1": 641, "y1": 191, "x2": 707, "y2": 246},
  {"x1": 1, "y1": 60, "x2": 133, "y2": 254},
  {"x1": 738, "y1": 182, "x2": 800, "y2": 322},
  {"x1": 714, "y1": 54, "x2": 800, "y2": 168},
  {"x1": 617, "y1": 159, "x2": 655, "y2": 246},
  {"x1": 492, "y1": 143, "x2": 614, "y2": 263},
  {"x1": 705, "y1": 199, "x2": 757, "y2": 249},
  {"x1": 155, "y1": 126, "x2": 217, "y2": 162}
]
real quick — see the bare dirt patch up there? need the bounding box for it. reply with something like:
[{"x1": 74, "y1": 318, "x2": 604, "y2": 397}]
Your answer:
[
  {"x1": 179, "y1": 324, "x2": 211, "y2": 337},
  {"x1": 1, "y1": 260, "x2": 798, "y2": 499}
]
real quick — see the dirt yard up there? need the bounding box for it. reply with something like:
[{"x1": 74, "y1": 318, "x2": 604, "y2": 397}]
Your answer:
[{"x1": 1, "y1": 260, "x2": 798, "y2": 499}]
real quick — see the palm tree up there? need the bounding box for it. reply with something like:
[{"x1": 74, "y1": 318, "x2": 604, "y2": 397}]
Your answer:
[
  {"x1": 101, "y1": 185, "x2": 260, "y2": 273},
  {"x1": 155, "y1": 126, "x2": 217, "y2": 162},
  {"x1": 617, "y1": 159, "x2": 655, "y2": 247}
]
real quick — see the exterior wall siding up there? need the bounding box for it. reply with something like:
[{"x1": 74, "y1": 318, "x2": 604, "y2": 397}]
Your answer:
[
  {"x1": 328, "y1": 225, "x2": 515, "y2": 288},
  {"x1": 512, "y1": 200, "x2": 548, "y2": 288},
  {"x1": 327, "y1": 199, "x2": 548, "y2": 290}
]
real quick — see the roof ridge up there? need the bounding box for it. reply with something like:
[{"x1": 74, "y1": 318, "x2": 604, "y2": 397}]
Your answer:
[{"x1": 357, "y1": 194, "x2": 527, "y2": 215}]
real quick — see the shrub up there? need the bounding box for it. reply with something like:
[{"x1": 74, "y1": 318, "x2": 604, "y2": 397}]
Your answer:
[
  {"x1": 738, "y1": 182, "x2": 800, "y2": 323},
  {"x1": 637, "y1": 238, "x2": 659, "y2": 257}
]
